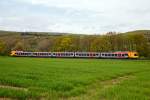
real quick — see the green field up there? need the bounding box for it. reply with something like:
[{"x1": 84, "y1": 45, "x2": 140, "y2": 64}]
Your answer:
[{"x1": 0, "y1": 57, "x2": 150, "y2": 100}]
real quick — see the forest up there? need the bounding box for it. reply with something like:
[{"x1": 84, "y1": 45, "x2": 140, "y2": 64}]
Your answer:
[{"x1": 0, "y1": 30, "x2": 150, "y2": 58}]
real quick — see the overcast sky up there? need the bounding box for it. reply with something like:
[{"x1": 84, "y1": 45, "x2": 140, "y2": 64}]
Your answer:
[{"x1": 0, "y1": 0, "x2": 150, "y2": 34}]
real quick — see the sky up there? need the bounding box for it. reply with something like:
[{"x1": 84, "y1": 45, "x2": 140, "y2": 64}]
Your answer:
[{"x1": 0, "y1": 0, "x2": 150, "y2": 34}]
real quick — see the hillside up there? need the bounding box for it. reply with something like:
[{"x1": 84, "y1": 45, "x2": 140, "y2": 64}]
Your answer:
[
  {"x1": 0, "y1": 30, "x2": 84, "y2": 37},
  {"x1": 125, "y1": 30, "x2": 150, "y2": 34},
  {"x1": 1, "y1": 30, "x2": 150, "y2": 36}
]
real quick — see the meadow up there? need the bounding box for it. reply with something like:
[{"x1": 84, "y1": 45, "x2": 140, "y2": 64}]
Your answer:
[{"x1": 0, "y1": 56, "x2": 150, "y2": 100}]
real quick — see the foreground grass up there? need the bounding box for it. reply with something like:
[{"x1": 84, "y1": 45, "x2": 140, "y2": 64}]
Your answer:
[{"x1": 0, "y1": 56, "x2": 150, "y2": 99}]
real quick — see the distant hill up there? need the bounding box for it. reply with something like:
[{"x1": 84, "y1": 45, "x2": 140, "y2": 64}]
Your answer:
[
  {"x1": 0, "y1": 29, "x2": 150, "y2": 36},
  {"x1": 124, "y1": 30, "x2": 150, "y2": 43},
  {"x1": 125, "y1": 30, "x2": 150, "y2": 34},
  {"x1": 0, "y1": 30, "x2": 20, "y2": 36},
  {"x1": 0, "y1": 30, "x2": 86, "y2": 37},
  {"x1": 0, "y1": 30, "x2": 68, "y2": 36}
]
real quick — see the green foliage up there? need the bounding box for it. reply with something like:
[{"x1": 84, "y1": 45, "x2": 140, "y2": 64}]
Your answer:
[{"x1": 0, "y1": 40, "x2": 5, "y2": 55}]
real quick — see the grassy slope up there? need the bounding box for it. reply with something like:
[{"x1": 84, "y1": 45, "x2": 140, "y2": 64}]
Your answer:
[{"x1": 0, "y1": 57, "x2": 150, "y2": 99}]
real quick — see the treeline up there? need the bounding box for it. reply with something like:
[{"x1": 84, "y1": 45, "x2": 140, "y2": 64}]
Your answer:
[{"x1": 0, "y1": 31, "x2": 150, "y2": 58}]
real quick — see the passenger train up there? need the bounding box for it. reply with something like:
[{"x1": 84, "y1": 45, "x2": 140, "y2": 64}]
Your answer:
[{"x1": 10, "y1": 51, "x2": 139, "y2": 59}]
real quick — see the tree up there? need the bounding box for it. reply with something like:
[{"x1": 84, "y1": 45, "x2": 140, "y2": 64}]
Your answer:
[
  {"x1": 0, "y1": 40, "x2": 5, "y2": 55},
  {"x1": 57, "y1": 36, "x2": 73, "y2": 51},
  {"x1": 37, "y1": 39, "x2": 51, "y2": 52},
  {"x1": 12, "y1": 41, "x2": 24, "y2": 51}
]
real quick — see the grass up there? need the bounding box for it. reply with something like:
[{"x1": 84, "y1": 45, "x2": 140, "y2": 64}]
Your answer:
[{"x1": 0, "y1": 56, "x2": 150, "y2": 100}]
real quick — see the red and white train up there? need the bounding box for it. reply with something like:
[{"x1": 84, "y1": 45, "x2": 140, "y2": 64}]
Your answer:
[{"x1": 11, "y1": 51, "x2": 139, "y2": 59}]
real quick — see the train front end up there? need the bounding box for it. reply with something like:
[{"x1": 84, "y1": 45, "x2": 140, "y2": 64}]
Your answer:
[{"x1": 128, "y1": 51, "x2": 139, "y2": 59}]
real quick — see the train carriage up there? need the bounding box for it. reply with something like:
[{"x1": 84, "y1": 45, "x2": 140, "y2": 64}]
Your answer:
[
  {"x1": 75, "y1": 52, "x2": 100, "y2": 58},
  {"x1": 52, "y1": 52, "x2": 74, "y2": 58},
  {"x1": 101, "y1": 52, "x2": 129, "y2": 59}
]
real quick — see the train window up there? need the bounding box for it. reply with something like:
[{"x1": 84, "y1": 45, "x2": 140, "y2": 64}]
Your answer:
[
  {"x1": 134, "y1": 54, "x2": 137, "y2": 56},
  {"x1": 93, "y1": 54, "x2": 96, "y2": 56},
  {"x1": 115, "y1": 54, "x2": 117, "y2": 56},
  {"x1": 122, "y1": 54, "x2": 125, "y2": 56},
  {"x1": 112, "y1": 54, "x2": 115, "y2": 56},
  {"x1": 108, "y1": 54, "x2": 111, "y2": 56},
  {"x1": 105, "y1": 54, "x2": 108, "y2": 56},
  {"x1": 102, "y1": 54, "x2": 105, "y2": 56},
  {"x1": 87, "y1": 54, "x2": 89, "y2": 56},
  {"x1": 96, "y1": 54, "x2": 99, "y2": 56},
  {"x1": 125, "y1": 54, "x2": 128, "y2": 56},
  {"x1": 79, "y1": 54, "x2": 81, "y2": 56}
]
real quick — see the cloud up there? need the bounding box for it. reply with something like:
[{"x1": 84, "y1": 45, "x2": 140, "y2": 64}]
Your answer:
[{"x1": 0, "y1": 0, "x2": 150, "y2": 34}]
